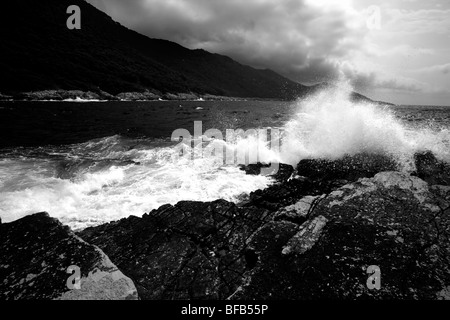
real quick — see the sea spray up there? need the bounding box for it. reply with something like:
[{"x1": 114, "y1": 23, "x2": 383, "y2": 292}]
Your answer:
[
  {"x1": 1, "y1": 84, "x2": 449, "y2": 229},
  {"x1": 0, "y1": 137, "x2": 273, "y2": 229},
  {"x1": 278, "y1": 83, "x2": 450, "y2": 169}
]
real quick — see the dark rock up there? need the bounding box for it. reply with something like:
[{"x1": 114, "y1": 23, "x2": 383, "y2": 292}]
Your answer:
[
  {"x1": 0, "y1": 212, "x2": 138, "y2": 300},
  {"x1": 16, "y1": 90, "x2": 115, "y2": 101},
  {"x1": 4, "y1": 151, "x2": 450, "y2": 300},
  {"x1": 0, "y1": 93, "x2": 12, "y2": 100},
  {"x1": 297, "y1": 153, "x2": 399, "y2": 182},
  {"x1": 116, "y1": 91, "x2": 161, "y2": 101},
  {"x1": 239, "y1": 163, "x2": 294, "y2": 183},
  {"x1": 78, "y1": 199, "x2": 273, "y2": 300},
  {"x1": 244, "y1": 175, "x2": 348, "y2": 211},
  {"x1": 163, "y1": 93, "x2": 201, "y2": 100},
  {"x1": 243, "y1": 154, "x2": 397, "y2": 212},
  {"x1": 414, "y1": 151, "x2": 450, "y2": 186},
  {"x1": 274, "y1": 195, "x2": 326, "y2": 225},
  {"x1": 235, "y1": 172, "x2": 450, "y2": 299}
]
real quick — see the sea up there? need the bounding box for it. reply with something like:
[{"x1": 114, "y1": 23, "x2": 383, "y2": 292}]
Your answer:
[{"x1": 1, "y1": 85, "x2": 449, "y2": 230}]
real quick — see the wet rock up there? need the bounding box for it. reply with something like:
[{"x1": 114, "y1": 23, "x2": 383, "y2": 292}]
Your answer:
[
  {"x1": 235, "y1": 172, "x2": 450, "y2": 299},
  {"x1": 414, "y1": 151, "x2": 450, "y2": 186},
  {"x1": 0, "y1": 212, "x2": 138, "y2": 300},
  {"x1": 243, "y1": 154, "x2": 396, "y2": 212},
  {"x1": 78, "y1": 199, "x2": 273, "y2": 300},
  {"x1": 4, "y1": 151, "x2": 450, "y2": 300},
  {"x1": 245, "y1": 175, "x2": 348, "y2": 211},
  {"x1": 239, "y1": 163, "x2": 294, "y2": 183},
  {"x1": 438, "y1": 287, "x2": 450, "y2": 300},
  {"x1": 281, "y1": 216, "x2": 328, "y2": 256},
  {"x1": 297, "y1": 153, "x2": 399, "y2": 182},
  {"x1": 274, "y1": 195, "x2": 325, "y2": 224},
  {"x1": 430, "y1": 185, "x2": 450, "y2": 206}
]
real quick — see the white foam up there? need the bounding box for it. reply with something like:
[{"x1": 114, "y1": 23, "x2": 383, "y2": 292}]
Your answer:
[
  {"x1": 0, "y1": 141, "x2": 272, "y2": 230},
  {"x1": 1, "y1": 83, "x2": 449, "y2": 229},
  {"x1": 277, "y1": 83, "x2": 450, "y2": 168}
]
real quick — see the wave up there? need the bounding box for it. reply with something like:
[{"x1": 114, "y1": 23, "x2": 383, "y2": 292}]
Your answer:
[
  {"x1": 0, "y1": 83, "x2": 449, "y2": 229},
  {"x1": 0, "y1": 135, "x2": 272, "y2": 229},
  {"x1": 277, "y1": 83, "x2": 450, "y2": 169}
]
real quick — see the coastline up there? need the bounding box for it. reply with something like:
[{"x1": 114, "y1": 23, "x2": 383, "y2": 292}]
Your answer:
[
  {"x1": 0, "y1": 89, "x2": 396, "y2": 106},
  {"x1": 1, "y1": 151, "x2": 449, "y2": 300},
  {"x1": 0, "y1": 89, "x2": 288, "y2": 103}
]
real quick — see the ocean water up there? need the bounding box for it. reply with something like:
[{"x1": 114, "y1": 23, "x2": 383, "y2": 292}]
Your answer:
[{"x1": 1, "y1": 86, "x2": 449, "y2": 229}]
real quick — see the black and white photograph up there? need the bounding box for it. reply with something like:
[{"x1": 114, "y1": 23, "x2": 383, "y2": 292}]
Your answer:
[{"x1": 0, "y1": 0, "x2": 449, "y2": 310}]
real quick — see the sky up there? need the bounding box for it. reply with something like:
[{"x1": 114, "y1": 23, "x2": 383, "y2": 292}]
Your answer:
[{"x1": 87, "y1": 0, "x2": 450, "y2": 106}]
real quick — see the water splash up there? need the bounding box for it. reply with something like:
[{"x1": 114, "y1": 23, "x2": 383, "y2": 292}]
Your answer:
[
  {"x1": 0, "y1": 135, "x2": 272, "y2": 229},
  {"x1": 1, "y1": 84, "x2": 449, "y2": 229},
  {"x1": 277, "y1": 83, "x2": 450, "y2": 168}
]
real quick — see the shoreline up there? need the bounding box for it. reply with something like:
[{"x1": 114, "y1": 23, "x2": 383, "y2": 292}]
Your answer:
[
  {"x1": 1, "y1": 151, "x2": 450, "y2": 299},
  {"x1": 0, "y1": 90, "x2": 291, "y2": 103},
  {"x1": 0, "y1": 89, "x2": 396, "y2": 106}
]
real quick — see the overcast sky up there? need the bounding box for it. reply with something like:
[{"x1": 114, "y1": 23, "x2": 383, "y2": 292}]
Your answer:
[{"x1": 87, "y1": 0, "x2": 450, "y2": 106}]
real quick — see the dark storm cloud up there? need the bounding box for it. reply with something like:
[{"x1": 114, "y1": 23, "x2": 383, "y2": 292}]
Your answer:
[{"x1": 87, "y1": 0, "x2": 369, "y2": 84}]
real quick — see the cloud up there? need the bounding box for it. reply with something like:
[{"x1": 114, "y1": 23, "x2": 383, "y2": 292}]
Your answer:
[
  {"x1": 366, "y1": 43, "x2": 435, "y2": 57},
  {"x1": 87, "y1": 0, "x2": 372, "y2": 84},
  {"x1": 414, "y1": 63, "x2": 450, "y2": 75},
  {"x1": 338, "y1": 61, "x2": 429, "y2": 92},
  {"x1": 86, "y1": 0, "x2": 450, "y2": 101},
  {"x1": 383, "y1": 8, "x2": 450, "y2": 35}
]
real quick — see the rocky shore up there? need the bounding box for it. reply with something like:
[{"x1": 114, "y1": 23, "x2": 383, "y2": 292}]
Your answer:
[
  {"x1": 1, "y1": 151, "x2": 449, "y2": 300},
  {"x1": 0, "y1": 90, "x2": 275, "y2": 102}
]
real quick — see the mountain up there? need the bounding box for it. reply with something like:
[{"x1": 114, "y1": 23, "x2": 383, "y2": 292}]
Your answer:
[{"x1": 0, "y1": 0, "x2": 315, "y2": 100}]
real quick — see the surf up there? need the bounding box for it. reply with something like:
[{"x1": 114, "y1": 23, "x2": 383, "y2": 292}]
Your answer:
[
  {"x1": 0, "y1": 83, "x2": 449, "y2": 229},
  {"x1": 278, "y1": 82, "x2": 450, "y2": 169}
]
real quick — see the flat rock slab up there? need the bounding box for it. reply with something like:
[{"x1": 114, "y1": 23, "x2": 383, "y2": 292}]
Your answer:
[{"x1": 0, "y1": 212, "x2": 138, "y2": 300}]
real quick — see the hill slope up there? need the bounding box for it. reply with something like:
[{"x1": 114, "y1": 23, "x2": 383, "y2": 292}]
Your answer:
[{"x1": 0, "y1": 0, "x2": 313, "y2": 99}]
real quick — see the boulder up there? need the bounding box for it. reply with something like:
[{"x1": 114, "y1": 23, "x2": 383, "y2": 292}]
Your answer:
[
  {"x1": 239, "y1": 163, "x2": 294, "y2": 183},
  {"x1": 274, "y1": 195, "x2": 325, "y2": 224},
  {"x1": 296, "y1": 153, "x2": 399, "y2": 182},
  {"x1": 235, "y1": 172, "x2": 450, "y2": 299},
  {"x1": 245, "y1": 173, "x2": 348, "y2": 211},
  {"x1": 0, "y1": 212, "x2": 138, "y2": 300},
  {"x1": 414, "y1": 151, "x2": 450, "y2": 186},
  {"x1": 243, "y1": 153, "x2": 396, "y2": 212},
  {"x1": 3, "y1": 151, "x2": 450, "y2": 300},
  {"x1": 78, "y1": 199, "x2": 273, "y2": 300}
]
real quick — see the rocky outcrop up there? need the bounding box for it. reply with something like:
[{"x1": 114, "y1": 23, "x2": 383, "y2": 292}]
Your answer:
[
  {"x1": 0, "y1": 212, "x2": 138, "y2": 300},
  {"x1": 239, "y1": 163, "x2": 294, "y2": 183},
  {"x1": 244, "y1": 153, "x2": 397, "y2": 212},
  {"x1": 78, "y1": 200, "x2": 273, "y2": 300},
  {"x1": 17, "y1": 90, "x2": 116, "y2": 101},
  {"x1": 414, "y1": 151, "x2": 450, "y2": 186},
  {"x1": 7, "y1": 90, "x2": 262, "y2": 102},
  {"x1": 76, "y1": 153, "x2": 450, "y2": 300},
  {"x1": 117, "y1": 91, "x2": 161, "y2": 101},
  {"x1": 296, "y1": 153, "x2": 399, "y2": 182},
  {"x1": 234, "y1": 172, "x2": 450, "y2": 299},
  {"x1": 2, "y1": 152, "x2": 450, "y2": 300}
]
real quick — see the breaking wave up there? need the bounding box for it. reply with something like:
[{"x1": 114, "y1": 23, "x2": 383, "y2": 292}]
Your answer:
[
  {"x1": 278, "y1": 82, "x2": 450, "y2": 168},
  {"x1": 0, "y1": 83, "x2": 448, "y2": 229}
]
